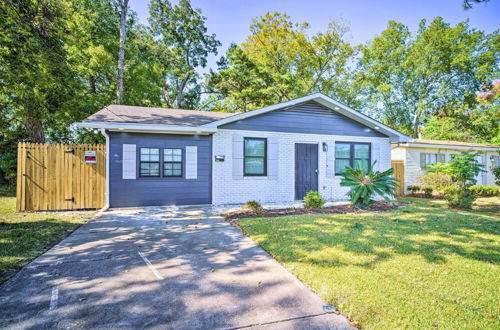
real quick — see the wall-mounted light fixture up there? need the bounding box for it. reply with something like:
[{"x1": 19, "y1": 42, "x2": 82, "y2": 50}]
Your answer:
[
  {"x1": 322, "y1": 142, "x2": 328, "y2": 152},
  {"x1": 215, "y1": 155, "x2": 225, "y2": 162}
]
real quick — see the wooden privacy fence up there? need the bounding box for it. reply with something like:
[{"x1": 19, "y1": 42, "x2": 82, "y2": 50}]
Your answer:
[
  {"x1": 16, "y1": 143, "x2": 106, "y2": 211},
  {"x1": 391, "y1": 160, "x2": 405, "y2": 196}
]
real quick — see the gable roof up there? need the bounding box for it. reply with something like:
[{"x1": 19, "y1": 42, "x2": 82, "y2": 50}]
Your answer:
[
  {"x1": 396, "y1": 139, "x2": 499, "y2": 151},
  {"x1": 203, "y1": 93, "x2": 410, "y2": 142},
  {"x1": 75, "y1": 94, "x2": 410, "y2": 141},
  {"x1": 84, "y1": 104, "x2": 234, "y2": 126}
]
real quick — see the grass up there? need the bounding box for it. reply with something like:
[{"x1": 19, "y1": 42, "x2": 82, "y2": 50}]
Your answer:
[
  {"x1": 0, "y1": 187, "x2": 94, "y2": 283},
  {"x1": 236, "y1": 197, "x2": 500, "y2": 329}
]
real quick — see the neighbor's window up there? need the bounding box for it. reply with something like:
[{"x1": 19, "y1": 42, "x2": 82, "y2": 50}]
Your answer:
[
  {"x1": 335, "y1": 142, "x2": 371, "y2": 175},
  {"x1": 139, "y1": 148, "x2": 160, "y2": 177},
  {"x1": 420, "y1": 153, "x2": 437, "y2": 168},
  {"x1": 244, "y1": 138, "x2": 267, "y2": 176},
  {"x1": 420, "y1": 153, "x2": 445, "y2": 168},
  {"x1": 164, "y1": 148, "x2": 183, "y2": 177}
]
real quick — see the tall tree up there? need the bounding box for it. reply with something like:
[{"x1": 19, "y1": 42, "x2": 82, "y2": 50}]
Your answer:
[
  {"x1": 356, "y1": 18, "x2": 500, "y2": 137},
  {"x1": 207, "y1": 13, "x2": 356, "y2": 112},
  {"x1": 116, "y1": 0, "x2": 129, "y2": 104},
  {"x1": 149, "y1": 0, "x2": 220, "y2": 109},
  {"x1": 423, "y1": 80, "x2": 500, "y2": 144},
  {"x1": 206, "y1": 44, "x2": 275, "y2": 112},
  {"x1": 0, "y1": 0, "x2": 77, "y2": 143}
]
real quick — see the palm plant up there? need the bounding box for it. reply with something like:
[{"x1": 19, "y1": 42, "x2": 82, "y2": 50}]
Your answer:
[{"x1": 340, "y1": 161, "x2": 398, "y2": 209}]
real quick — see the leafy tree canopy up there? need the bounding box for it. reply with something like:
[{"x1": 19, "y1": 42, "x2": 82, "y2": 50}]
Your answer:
[
  {"x1": 356, "y1": 17, "x2": 499, "y2": 138},
  {"x1": 207, "y1": 12, "x2": 356, "y2": 112}
]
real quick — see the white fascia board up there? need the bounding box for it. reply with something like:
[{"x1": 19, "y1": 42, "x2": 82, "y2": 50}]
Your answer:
[
  {"x1": 204, "y1": 93, "x2": 411, "y2": 142},
  {"x1": 396, "y1": 142, "x2": 499, "y2": 152},
  {"x1": 75, "y1": 121, "x2": 217, "y2": 135}
]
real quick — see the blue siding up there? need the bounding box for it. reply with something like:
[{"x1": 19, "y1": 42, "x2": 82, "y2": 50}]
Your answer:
[
  {"x1": 109, "y1": 132, "x2": 211, "y2": 207},
  {"x1": 221, "y1": 101, "x2": 387, "y2": 137}
]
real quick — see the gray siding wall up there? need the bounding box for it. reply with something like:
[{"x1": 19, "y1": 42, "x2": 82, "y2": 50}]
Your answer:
[
  {"x1": 221, "y1": 101, "x2": 387, "y2": 137},
  {"x1": 109, "y1": 132, "x2": 211, "y2": 207}
]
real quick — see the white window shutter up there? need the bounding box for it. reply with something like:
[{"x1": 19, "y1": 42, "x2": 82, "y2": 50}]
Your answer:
[
  {"x1": 122, "y1": 144, "x2": 136, "y2": 179},
  {"x1": 372, "y1": 142, "x2": 381, "y2": 171},
  {"x1": 232, "y1": 134, "x2": 243, "y2": 180},
  {"x1": 185, "y1": 146, "x2": 197, "y2": 179},
  {"x1": 268, "y1": 136, "x2": 279, "y2": 180},
  {"x1": 326, "y1": 141, "x2": 336, "y2": 178}
]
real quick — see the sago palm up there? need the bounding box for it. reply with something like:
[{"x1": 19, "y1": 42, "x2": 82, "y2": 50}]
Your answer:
[{"x1": 340, "y1": 161, "x2": 398, "y2": 209}]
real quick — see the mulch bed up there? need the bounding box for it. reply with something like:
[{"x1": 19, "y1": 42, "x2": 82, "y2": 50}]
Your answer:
[{"x1": 224, "y1": 201, "x2": 410, "y2": 221}]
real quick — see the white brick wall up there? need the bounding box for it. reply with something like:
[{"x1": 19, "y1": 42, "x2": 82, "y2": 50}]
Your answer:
[
  {"x1": 212, "y1": 129, "x2": 392, "y2": 205},
  {"x1": 391, "y1": 146, "x2": 498, "y2": 194}
]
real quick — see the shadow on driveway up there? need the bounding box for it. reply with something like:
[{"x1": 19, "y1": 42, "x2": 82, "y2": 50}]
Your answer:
[{"x1": 0, "y1": 206, "x2": 353, "y2": 329}]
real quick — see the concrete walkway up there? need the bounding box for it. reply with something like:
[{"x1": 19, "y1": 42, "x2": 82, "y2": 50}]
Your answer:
[{"x1": 0, "y1": 206, "x2": 353, "y2": 329}]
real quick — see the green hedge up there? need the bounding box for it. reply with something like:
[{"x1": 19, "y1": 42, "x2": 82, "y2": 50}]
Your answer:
[{"x1": 469, "y1": 185, "x2": 500, "y2": 197}]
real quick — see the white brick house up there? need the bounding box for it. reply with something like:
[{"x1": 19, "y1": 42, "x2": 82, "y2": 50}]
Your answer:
[
  {"x1": 391, "y1": 139, "x2": 500, "y2": 194},
  {"x1": 76, "y1": 93, "x2": 409, "y2": 208},
  {"x1": 212, "y1": 130, "x2": 392, "y2": 204}
]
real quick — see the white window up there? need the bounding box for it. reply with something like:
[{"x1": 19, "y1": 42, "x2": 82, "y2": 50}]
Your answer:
[
  {"x1": 426, "y1": 154, "x2": 438, "y2": 166},
  {"x1": 420, "y1": 153, "x2": 445, "y2": 168}
]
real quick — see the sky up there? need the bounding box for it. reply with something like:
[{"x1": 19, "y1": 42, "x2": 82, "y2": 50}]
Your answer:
[{"x1": 130, "y1": 0, "x2": 500, "y2": 71}]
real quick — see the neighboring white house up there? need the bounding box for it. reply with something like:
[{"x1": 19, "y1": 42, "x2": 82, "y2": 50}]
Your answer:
[
  {"x1": 391, "y1": 139, "x2": 500, "y2": 194},
  {"x1": 76, "y1": 93, "x2": 410, "y2": 208}
]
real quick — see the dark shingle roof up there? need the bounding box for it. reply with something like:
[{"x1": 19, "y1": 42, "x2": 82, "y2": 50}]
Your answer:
[{"x1": 84, "y1": 105, "x2": 235, "y2": 127}]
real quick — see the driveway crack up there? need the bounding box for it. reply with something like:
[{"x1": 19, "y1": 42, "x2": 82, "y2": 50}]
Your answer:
[{"x1": 225, "y1": 312, "x2": 332, "y2": 329}]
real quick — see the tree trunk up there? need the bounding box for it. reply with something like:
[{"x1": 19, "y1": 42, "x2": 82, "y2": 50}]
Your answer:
[
  {"x1": 26, "y1": 120, "x2": 45, "y2": 143},
  {"x1": 116, "y1": 0, "x2": 129, "y2": 104},
  {"x1": 176, "y1": 89, "x2": 183, "y2": 109}
]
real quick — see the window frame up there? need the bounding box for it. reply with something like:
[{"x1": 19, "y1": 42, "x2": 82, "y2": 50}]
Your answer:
[
  {"x1": 425, "y1": 153, "x2": 438, "y2": 166},
  {"x1": 243, "y1": 137, "x2": 267, "y2": 176},
  {"x1": 334, "y1": 142, "x2": 371, "y2": 175},
  {"x1": 163, "y1": 148, "x2": 183, "y2": 178},
  {"x1": 139, "y1": 147, "x2": 161, "y2": 178}
]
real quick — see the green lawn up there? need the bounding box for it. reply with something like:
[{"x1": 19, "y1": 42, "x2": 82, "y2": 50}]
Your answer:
[
  {"x1": 237, "y1": 197, "x2": 500, "y2": 329},
  {"x1": 0, "y1": 191, "x2": 94, "y2": 283}
]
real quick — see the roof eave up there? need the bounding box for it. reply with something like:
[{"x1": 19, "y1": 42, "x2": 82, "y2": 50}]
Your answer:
[
  {"x1": 74, "y1": 121, "x2": 217, "y2": 135},
  {"x1": 395, "y1": 142, "x2": 500, "y2": 151}
]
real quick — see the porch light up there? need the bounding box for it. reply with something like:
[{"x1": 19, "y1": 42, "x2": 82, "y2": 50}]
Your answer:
[{"x1": 322, "y1": 142, "x2": 328, "y2": 152}]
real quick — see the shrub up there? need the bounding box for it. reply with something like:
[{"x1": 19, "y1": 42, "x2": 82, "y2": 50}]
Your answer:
[
  {"x1": 423, "y1": 187, "x2": 433, "y2": 198},
  {"x1": 243, "y1": 200, "x2": 265, "y2": 214},
  {"x1": 493, "y1": 167, "x2": 500, "y2": 185},
  {"x1": 418, "y1": 172, "x2": 453, "y2": 191},
  {"x1": 443, "y1": 186, "x2": 476, "y2": 209},
  {"x1": 407, "y1": 185, "x2": 420, "y2": 194},
  {"x1": 428, "y1": 151, "x2": 484, "y2": 186},
  {"x1": 304, "y1": 190, "x2": 325, "y2": 209},
  {"x1": 469, "y1": 185, "x2": 500, "y2": 197},
  {"x1": 340, "y1": 161, "x2": 397, "y2": 209}
]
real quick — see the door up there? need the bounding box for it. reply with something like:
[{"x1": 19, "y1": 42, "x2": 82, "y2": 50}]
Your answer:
[{"x1": 295, "y1": 143, "x2": 319, "y2": 200}]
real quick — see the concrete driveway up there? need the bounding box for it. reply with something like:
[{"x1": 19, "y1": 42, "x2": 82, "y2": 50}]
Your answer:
[{"x1": 0, "y1": 206, "x2": 352, "y2": 329}]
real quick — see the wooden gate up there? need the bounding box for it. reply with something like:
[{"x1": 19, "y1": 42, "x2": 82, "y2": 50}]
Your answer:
[
  {"x1": 16, "y1": 143, "x2": 106, "y2": 211},
  {"x1": 391, "y1": 160, "x2": 405, "y2": 196}
]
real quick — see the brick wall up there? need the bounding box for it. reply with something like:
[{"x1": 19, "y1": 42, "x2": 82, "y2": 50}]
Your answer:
[{"x1": 212, "y1": 129, "x2": 392, "y2": 205}]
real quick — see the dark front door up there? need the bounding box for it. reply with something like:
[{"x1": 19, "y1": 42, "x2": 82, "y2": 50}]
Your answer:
[{"x1": 295, "y1": 143, "x2": 319, "y2": 200}]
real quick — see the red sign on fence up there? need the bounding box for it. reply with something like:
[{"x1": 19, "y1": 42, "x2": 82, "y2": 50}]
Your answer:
[{"x1": 84, "y1": 151, "x2": 96, "y2": 163}]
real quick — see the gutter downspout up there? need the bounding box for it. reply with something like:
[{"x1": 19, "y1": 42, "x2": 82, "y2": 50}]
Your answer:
[{"x1": 100, "y1": 128, "x2": 110, "y2": 212}]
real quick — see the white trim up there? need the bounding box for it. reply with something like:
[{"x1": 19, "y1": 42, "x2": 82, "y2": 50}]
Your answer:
[
  {"x1": 395, "y1": 142, "x2": 499, "y2": 152},
  {"x1": 203, "y1": 93, "x2": 410, "y2": 142},
  {"x1": 76, "y1": 121, "x2": 216, "y2": 135},
  {"x1": 100, "y1": 128, "x2": 110, "y2": 211}
]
